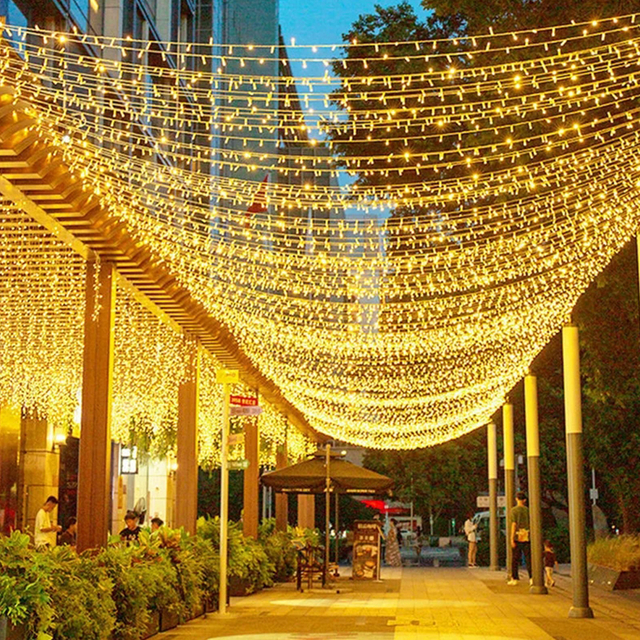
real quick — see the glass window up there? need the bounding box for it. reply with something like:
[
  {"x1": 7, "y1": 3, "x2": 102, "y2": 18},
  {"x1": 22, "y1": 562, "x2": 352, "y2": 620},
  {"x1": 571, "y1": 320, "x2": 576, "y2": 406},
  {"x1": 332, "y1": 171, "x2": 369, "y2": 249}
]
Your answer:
[{"x1": 68, "y1": 0, "x2": 90, "y2": 31}]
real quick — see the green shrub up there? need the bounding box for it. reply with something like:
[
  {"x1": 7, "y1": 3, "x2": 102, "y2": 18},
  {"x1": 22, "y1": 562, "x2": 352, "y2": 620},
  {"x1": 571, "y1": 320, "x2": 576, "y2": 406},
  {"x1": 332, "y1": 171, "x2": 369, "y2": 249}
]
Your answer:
[
  {"x1": 198, "y1": 516, "x2": 275, "y2": 593},
  {"x1": 588, "y1": 535, "x2": 640, "y2": 571},
  {"x1": 0, "y1": 532, "x2": 53, "y2": 636},
  {"x1": 544, "y1": 521, "x2": 571, "y2": 564}
]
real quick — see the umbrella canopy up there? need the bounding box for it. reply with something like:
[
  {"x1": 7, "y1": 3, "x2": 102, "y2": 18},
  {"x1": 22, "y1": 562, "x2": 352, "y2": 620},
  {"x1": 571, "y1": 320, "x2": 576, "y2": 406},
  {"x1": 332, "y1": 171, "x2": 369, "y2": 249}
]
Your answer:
[{"x1": 260, "y1": 450, "x2": 393, "y2": 494}]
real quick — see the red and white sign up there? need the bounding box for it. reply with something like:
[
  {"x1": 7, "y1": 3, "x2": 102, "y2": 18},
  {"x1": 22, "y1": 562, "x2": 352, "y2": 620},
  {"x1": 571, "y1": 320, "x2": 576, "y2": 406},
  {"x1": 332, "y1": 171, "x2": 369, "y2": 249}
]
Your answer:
[{"x1": 230, "y1": 395, "x2": 259, "y2": 407}]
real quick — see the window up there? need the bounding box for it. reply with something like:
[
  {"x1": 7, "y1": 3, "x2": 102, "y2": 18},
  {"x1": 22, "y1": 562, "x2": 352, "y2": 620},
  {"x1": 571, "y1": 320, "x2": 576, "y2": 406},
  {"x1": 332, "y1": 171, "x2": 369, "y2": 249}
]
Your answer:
[
  {"x1": 120, "y1": 447, "x2": 139, "y2": 474},
  {"x1": 68, "y1": 0, "x2": 90, "y2": 31}
]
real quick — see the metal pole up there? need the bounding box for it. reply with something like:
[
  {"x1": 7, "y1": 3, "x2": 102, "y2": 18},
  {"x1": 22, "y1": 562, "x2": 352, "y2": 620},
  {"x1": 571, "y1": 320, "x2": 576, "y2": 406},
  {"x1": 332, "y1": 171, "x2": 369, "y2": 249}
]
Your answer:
[
  {"x1": 324, "y1": 444, "x2": 331, "y2": 586},
  {"x1": 503, "y1": 402, "x2": 515, "y2": 579},
  {"x1": 562, "y1": 324, "x2": 594, "y2": 618},
  {"x1": 525, "y1": 374, "x2": 547, "y2": 595},
  {"x1": 334, "y1": 492, "x2": 340, "y2": 572},
  {"x1": 488, "y1": 421, "x2": 499, "y2": 571},
  {"x1": 216, "y1": 369, "x2": 238, "y2": 615}
]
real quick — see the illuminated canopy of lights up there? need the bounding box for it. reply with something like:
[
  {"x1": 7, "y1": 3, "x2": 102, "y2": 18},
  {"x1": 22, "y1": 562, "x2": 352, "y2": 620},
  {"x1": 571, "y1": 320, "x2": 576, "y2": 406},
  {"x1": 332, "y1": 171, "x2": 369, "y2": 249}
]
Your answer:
[
  {"x1": 1, "y1": 15, "x2": 639, "y2": 448},
  {"x1": 0, "y1": 203, "x2": 312, "y2": 464}
]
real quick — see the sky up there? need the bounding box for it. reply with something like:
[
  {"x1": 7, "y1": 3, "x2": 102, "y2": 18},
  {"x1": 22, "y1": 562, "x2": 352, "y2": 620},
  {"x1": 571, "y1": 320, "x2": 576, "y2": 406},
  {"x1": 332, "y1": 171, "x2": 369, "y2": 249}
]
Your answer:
[{"x1": 279, "y1": 0, "x2": 427, "y2": 47}]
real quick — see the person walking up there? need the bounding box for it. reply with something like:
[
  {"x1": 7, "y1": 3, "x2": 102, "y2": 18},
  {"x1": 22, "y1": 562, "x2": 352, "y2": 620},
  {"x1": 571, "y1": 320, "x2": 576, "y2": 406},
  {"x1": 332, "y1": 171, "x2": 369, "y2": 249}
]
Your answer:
[
  {"x1": 385, "y1": 518, "x2": 402, "y2": 567},
  {"x1": 464, "y1": 514, "x2": 478, "y2": 567},
  {"x1": 34, "y1": 496, "x2": 62, "y2": 550},
  {"x1": 543, "y1": 540, "x2": 558, "y2": 587},
  {"x1": 508, "y1": 492, "x2": 532, "y2": 585}
]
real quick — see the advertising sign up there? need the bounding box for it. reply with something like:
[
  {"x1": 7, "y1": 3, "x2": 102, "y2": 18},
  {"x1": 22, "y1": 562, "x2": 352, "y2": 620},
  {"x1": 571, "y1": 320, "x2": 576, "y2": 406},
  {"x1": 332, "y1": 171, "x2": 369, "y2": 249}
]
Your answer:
[{"x1": 351, "y1": 520, "x2": 382, "y2": 580}]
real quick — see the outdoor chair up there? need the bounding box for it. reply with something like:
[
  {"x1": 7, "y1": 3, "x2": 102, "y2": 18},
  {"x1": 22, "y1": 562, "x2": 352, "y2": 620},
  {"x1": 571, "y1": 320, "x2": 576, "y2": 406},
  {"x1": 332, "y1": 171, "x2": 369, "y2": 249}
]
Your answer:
[{"x1": 296, "y1": 542, "x2": 326, "y2": 591}]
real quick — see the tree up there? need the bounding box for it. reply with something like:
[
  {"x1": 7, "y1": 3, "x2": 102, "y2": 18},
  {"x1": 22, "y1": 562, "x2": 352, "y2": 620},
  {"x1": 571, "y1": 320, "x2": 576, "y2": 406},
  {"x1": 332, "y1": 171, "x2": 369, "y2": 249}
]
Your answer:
[
  {"x1": 337, "y1": 1, "x2": 640, "y2": 534},
  {"x1": 364, "y1": 429, "x2": 487, "y2": 534}
]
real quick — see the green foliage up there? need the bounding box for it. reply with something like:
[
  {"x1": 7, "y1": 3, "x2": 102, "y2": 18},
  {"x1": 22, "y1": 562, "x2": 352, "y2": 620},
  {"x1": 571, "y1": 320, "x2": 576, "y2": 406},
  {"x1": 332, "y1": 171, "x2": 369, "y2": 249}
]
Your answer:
[
  {"x1": 257, "y1": 520, "x2": 299, "y2": 582},
  {"x1": 544, "y1": 520, "x2": 571, "y2": 565},
  {"x1": 0, "y1": 518, "x2": 317, "y2": 640},
  {"x1": 588, "y1": 535, "x2": 640, "y2": 572},
  {"x1": 45, "y1": 547, "x2": 115, "y2": 640},
  {"x1": 198, "y1": 516, "x2": 274, "y2": 593},
  {"x1": 95, "y1": 544, "x2": 157, "y2": 640},
  {"x1": 0, "y1": 532, "x2": 52, "y2": 634},
  {"x1": 0, "y1": 531, "x2": 115, "y2": 640},
  {"x1": 365, "y1": 429, "x2": 487, "y2": 533}
]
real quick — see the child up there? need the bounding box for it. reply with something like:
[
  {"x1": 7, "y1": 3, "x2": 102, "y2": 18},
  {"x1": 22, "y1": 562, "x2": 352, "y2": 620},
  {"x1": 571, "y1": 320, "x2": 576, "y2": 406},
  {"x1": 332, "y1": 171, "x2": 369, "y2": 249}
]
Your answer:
[{"x1": 543, "y1": 540, "x2": 558, "y2": 587}]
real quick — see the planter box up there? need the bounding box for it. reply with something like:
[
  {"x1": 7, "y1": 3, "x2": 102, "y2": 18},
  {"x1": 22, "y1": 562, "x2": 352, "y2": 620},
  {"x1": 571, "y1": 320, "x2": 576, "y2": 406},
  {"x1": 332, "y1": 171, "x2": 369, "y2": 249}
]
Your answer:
[
  {"x1": 190, "y1": 602, "x2": 205, "y2": 620},
  {"x1": 141, "y1": 611, "x2": 160, "y2": 640},
  {"x1": 588, "y1": 563, "x2": 640, "y2": 590},
  {"x1": 204, "y1": 594, "x2": 217, "y2": 613},
  {"x1": 0, "y1": 619, "x2": 27, "y2": 640},
  {"x1": 229, "y1": 576, "x2": 253, "y2": 597},
  {"x1": 159, "y1": 609, "x2": 179, "y2": 632}
]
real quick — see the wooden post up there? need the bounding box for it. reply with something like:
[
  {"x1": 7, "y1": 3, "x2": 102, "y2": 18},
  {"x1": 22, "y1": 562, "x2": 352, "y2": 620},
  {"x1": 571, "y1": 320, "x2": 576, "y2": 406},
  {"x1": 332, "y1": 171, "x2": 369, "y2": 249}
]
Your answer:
[
  {"x1": 275, "y1": 441, "x2": 288, "y2": 531},
  {"x1": 243, "y1": 417, "x2": 259, "y2": 539},
  {"x1": 176, "y1": 340, "x2": 199, "y2": 535},
  {"x1": 297, "y1": 494, "x2": 315, "y2": 529},
  {"x1": 77, "y1": 261, "x2": 116, "y2": 553}
]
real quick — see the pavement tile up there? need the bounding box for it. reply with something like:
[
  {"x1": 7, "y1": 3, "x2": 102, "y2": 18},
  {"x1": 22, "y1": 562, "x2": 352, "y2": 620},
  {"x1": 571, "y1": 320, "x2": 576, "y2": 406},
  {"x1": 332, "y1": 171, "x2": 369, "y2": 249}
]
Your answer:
[{"x1": 161, "y1": 566, "x2": 640, "y2": 640}]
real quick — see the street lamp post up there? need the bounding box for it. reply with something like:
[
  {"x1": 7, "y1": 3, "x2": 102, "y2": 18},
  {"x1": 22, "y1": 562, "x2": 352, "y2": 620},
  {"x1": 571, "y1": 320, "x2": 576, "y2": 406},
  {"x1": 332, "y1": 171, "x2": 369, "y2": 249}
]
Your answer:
[{"x1": 562, "y1": 324, "x2": 594, "y2": 618}]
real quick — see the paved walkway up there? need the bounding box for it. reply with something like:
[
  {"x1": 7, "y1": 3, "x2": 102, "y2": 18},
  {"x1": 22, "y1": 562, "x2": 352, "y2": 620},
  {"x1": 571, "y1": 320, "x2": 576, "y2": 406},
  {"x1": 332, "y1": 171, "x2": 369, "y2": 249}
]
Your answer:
[{"x1": 161, "y1": 567, "x2": 640, "y2": 640}]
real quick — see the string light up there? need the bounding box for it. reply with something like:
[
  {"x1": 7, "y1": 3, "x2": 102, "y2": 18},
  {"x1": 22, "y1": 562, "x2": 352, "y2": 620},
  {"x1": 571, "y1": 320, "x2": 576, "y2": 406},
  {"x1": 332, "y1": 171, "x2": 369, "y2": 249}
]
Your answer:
[{"x1": 1, "y1": 16, "x2": 639, "y2": 447}]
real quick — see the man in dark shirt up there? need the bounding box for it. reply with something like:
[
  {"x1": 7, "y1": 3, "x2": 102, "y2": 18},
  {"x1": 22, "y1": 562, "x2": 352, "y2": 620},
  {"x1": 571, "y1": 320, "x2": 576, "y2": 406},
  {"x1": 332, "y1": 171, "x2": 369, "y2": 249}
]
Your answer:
[
  {"x1": 508, "y1": 492, "x2": 531, "y2": 585},
  {"x1": 119, "y1": 511, "x2": 141, "y2": 543},
  {"x1": 59, "y1": 517, "x2": 77, "y2": 549}
]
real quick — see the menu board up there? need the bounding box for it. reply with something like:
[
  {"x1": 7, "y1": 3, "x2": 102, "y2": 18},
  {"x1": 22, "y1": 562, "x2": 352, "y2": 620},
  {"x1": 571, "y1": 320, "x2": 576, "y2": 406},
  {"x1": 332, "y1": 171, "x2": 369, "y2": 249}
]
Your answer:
[{"x1": 351, "y1": 520, "x2": 382, "y2": 580}]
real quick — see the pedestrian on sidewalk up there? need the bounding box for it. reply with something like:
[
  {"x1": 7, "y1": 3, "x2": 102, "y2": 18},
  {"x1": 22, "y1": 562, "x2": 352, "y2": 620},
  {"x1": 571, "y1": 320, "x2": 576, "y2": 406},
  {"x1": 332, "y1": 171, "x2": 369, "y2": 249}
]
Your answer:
[
  {"x1": 508, "y1": 492, "x2": 531, "y2": 585},
  {"x1": 34, "y1": 495, "x2": 62, "y2": 550},
  {"x1": 464, "y1": 513, "x2": 478, "y2": 567},
  {"x1": 543, "y1": 540, "x2": 558, "y2": 587},
  {"x1": 385, "y1": 518, "x2": 402, "y2": 567}
]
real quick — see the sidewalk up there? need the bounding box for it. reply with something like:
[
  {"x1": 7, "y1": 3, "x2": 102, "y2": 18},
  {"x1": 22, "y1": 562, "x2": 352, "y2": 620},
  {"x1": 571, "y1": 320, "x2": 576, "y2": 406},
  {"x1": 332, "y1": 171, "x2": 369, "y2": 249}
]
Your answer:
[{"x1": 159, "y1": 566, "x2": 640, "y2": 640}]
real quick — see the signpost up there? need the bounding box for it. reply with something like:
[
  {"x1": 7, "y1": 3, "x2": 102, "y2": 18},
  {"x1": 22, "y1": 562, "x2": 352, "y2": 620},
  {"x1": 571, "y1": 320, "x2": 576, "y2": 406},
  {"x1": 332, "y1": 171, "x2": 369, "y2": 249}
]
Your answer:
[{"x1": 215, "y1": 368, "x2": 239, "y2": 615}]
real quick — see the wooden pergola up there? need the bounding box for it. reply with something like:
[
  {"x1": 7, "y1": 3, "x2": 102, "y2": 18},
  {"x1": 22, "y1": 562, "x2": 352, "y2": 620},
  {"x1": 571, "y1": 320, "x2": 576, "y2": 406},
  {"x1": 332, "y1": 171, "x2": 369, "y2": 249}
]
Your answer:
[{"x1": 0, "y1": 86, "x2": 322, "y2": 550}]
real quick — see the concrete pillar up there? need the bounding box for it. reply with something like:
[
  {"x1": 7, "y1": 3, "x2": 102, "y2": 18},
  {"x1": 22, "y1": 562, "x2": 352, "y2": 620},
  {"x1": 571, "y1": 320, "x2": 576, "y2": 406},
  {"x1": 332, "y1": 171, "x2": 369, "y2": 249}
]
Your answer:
[
  {"x1": 275, "y1": 441, "x2": 288, "y2": 531},
  {"x1": 297, "y1": 494, "x2": 315, "y2": 529},
  {"x1": 243, "y1": 417, "x2": 259, "y2": 539},
  {"x1": 503, "y1": 402, "x2": 515, "y2": 578},
  {"x1": 176, "y1": 341, "x2": 199, "y2": 535},
  {"x1": 524, "y1": 374, "x2": 547, "y2": 595},
  {"x1": 18, "y1": 410, "x2": 60, "y2": 535},
  {"x1": 488, "y1": 421, "x2": 499, "y2": 571},
  {"x1": 77, "y1": 261, "x2": 116, "y2": 553},
  {"x1": 562, "y1": 324, "x2": 594, "y2": 618}
]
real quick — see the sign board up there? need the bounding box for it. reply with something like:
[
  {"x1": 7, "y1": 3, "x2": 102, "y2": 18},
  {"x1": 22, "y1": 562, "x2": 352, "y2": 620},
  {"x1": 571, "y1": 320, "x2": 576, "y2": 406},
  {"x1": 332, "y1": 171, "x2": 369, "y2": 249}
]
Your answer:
[
  {"x1": 228, "y1": 459, "x2": 250, "y2": 471},
  {"x1": 216, "y1": 369, "x2": 240, "y2": 384},
  {"x1": 228, "y1": 433, "x2": 245, "y2": 446},
  {"x1": 230, "y1": 405, "x2": 262, "y2": 417},
  {"x1": 476, "y1": 495, "x2": 507, "y2": 508},
  {"x1": 351, "y1": 520, "x2": 382, "y2": 580},
  {"x1": 230, "y1": 395, "x2": 258, "y2": 406}
]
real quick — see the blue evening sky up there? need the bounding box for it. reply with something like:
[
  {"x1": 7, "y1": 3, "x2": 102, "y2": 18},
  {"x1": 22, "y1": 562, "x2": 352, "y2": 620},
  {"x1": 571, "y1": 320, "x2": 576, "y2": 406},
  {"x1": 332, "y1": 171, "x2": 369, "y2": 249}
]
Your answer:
[{"x1": 279, "y1": 0, "x2": 427, "y2": 47}]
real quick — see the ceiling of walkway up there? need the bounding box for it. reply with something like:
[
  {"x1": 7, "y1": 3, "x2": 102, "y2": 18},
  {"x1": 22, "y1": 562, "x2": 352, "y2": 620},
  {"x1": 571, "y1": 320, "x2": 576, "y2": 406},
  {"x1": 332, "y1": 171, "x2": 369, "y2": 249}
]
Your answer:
[{"x1": 0, "y1": 15, "x2": 637, "y2": 448}]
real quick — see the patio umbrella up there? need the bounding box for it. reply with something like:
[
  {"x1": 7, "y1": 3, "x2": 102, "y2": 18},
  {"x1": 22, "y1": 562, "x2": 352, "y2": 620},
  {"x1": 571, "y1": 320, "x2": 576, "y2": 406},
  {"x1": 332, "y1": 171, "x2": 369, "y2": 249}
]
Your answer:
[
  {"x1": 260, "y1": 448, "x2": 394, "y2": 494},
  {"x1": 261, "y1": 445, "x2": 393, "y2": 583}
]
